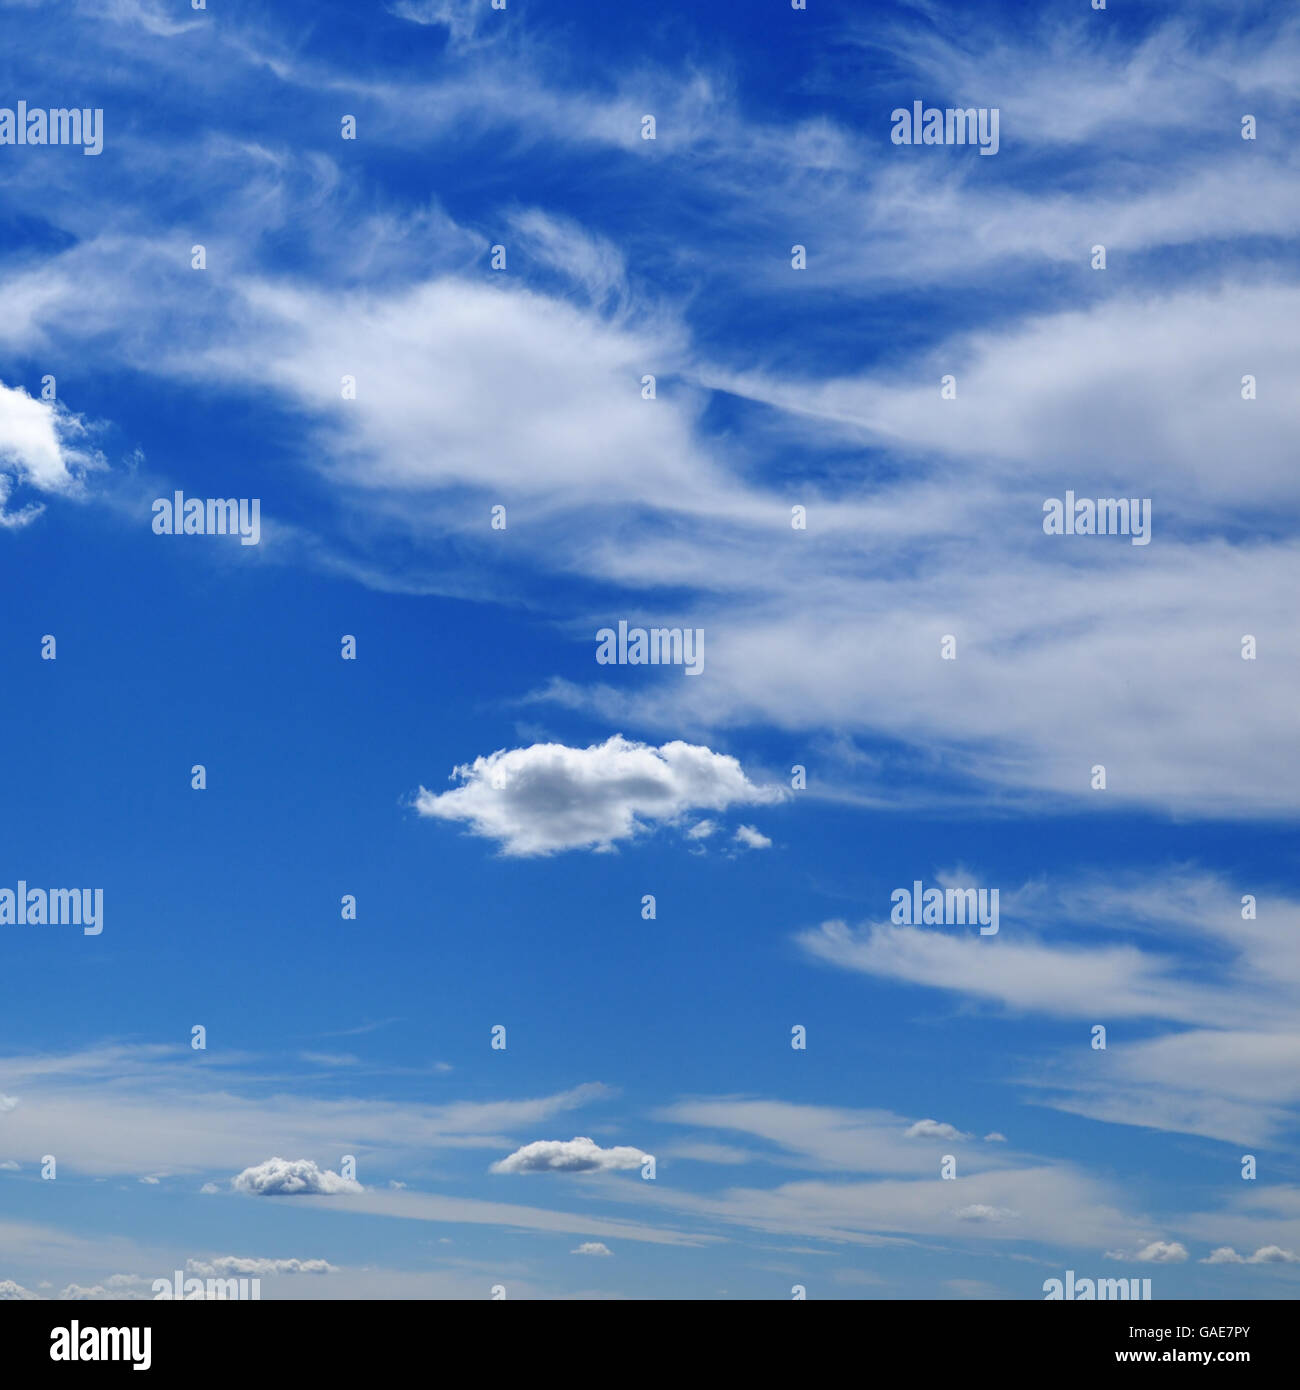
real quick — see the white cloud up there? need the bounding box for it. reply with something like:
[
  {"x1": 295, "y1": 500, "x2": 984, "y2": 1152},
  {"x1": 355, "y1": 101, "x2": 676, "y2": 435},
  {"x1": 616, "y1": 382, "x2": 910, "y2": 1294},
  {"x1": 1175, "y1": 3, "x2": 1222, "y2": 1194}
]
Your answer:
[
  {"x1": 637, "y1": 1164, "x2": 1147, "y2": 1251},
  {"x1": 686, "y1": 819, "x2": 717, "y2": 840},
  {"x1": 644, "y1": 1097, "x2": 1206, "y2": 1252},
  {"x1": 657, "y1": 1098, "x2": 995, "y2": 1176},
  {"x1": 800, "y1": 873, "x2": 1300, "y2": 1147},
  {"x1": 799, "y1": 919, "x2": 1222, "y2": 1026},
  {"x1": 0, "y1": 1096, "x2": 17, "y2": 1112},
  {"x1": 983, "y1": 1133, "x2": 1007, "y2": 1144},
  {"x1": 904, "y1": 1119, "x2": 971, "y2": 1142},
  {"x1": 58, "y1": 1282, "x2": 147, "y2": 1300},
  {"x1": 571, "y1": 1242, "x2": 612, "y2": 1257},
  {"x1": 286, "y1": 1183, "x2": 705, "y2": 1247},
  {"x1": 100, "y1": 0, "x2": 206, "y2": 37},
  {"x1": 1135, "y1": 1241, "x2": 1189, "y2": 1263},
  {"x1": 1246, "y1": 1246, "x2": 1300, "y2": 1264},
  {"x1": 0, "y1": 382, "x2": 100, "y2": 527},
  {"x1": 543, "y1": 535, "x2": 1300, "y2": 821},
  {"x1": 0, "y1": 19, "x2": 1297, "y2": 1293},
  {"x1": 53, "y1": 1274, "x2": 153, "y2": 1300},
  {"x1": 231, "y1": 1157, "x2": 362, "y2": 1197},
  {"x1": 506, "y1": 208, "x2": 629, "y2": 314},
  {"x1": 664, "y1": 1142, "x2": 752, "y2": 1166},
  {"x1": 867, "y1": 12, "x2": 1299, "y2": 148},
  {"x1": 1203, "y1": 1245, "x2": 1299, "y2": 1265},
  {"x1": 0, "y1": 4, "x2": 1296, "y2": 833},
  {"x1": 0, "y1": 1043, "x2": 612, "y2": 1180},
  {"x1": 732, "y1": 825, "x2": 772, "y2": 850},
  {"x1": 955, "y1": 1204, "x2": 1016, "y2": 1223},
  {"x1": 187, "y1": 1256, "x2": 337, "y2": 1276},
  {"x1": 0, "y1": 1279, "x2": 39, "y2": 1300},
  {"x1": 491, "y1": 1137, "x2": 647, "y2": 1175},
  {"x1": 574, "y1": 279, "x2": 1300, "y2": 823},
  {"x1": 210, "y1": 272, "x2": 725, "y2": 514},
  {"x1": 415, "y1": 735, "x2": 785, "y2": 855},
  {"x1": 4, "y1": 118, "x2": 1296, "y2": 828},
  {"x1": 731, "y1": 284, "x2": 1300, "y2": 510},
  {"x1": 387, "y1": 0, "x2": 483, "y2": 44},
  {"x1": 944, "y1": 1278, "x2": 1004, "y2": 1299},
  {"x1": 0, "y1": 1160, "x2": 18, "y2": 1170}
]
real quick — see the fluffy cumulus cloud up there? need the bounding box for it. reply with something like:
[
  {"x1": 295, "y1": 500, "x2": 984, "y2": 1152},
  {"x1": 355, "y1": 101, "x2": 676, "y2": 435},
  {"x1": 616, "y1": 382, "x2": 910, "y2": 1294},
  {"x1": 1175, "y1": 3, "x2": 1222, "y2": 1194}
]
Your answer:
[
  {"x1": 187, "y1": 1256, "x2": 337, "y2": 1276},
  {"x1": 59, "y1": 1286, "x2": 116, "y2": 1300},
  {"x1": 0, "y1": 1095, "x2": 17, "y2": 1112},
  {"x1": 1203, "y1": 1246, "x2": 1299, "y2": 1264},
  {"x1": 0, "y1": 382, "x2": 99, "y2": 527},
  {"x1": 571, "y1": 1242, "x2": 613, "y2": 1257},
  {"x1": 0, "y1": 1279, "x2": 39, "y2": 1300},
  {"x1": 58, "y1": 1276, "x2": 152, "y2": 1300},
  {"x1": 1106, "y1": 1241, "x2": 1189, "y2": 1263},
  {"x1": 955, "y1": 1204, "x2": 1017, "y2": 1223},
  {"x1": 1135, "y1": 1240, "x2": 1189, "y2": 1263},
  {"x1": 490, "y1": 1136, "x2": 647, "y2": 1174},
  {"x1": 415, "y1": 735, "x2": 785, "y2": 855},
  {"x1": 732, "y1": 825, "x2": 772, "y2": 850},
  {"x1": 231, "y1": 1157, "x2": 362, "y2": 1197},
  {"x1": 904, "y1": 1119, "x2": 971, "y2": 1142}
]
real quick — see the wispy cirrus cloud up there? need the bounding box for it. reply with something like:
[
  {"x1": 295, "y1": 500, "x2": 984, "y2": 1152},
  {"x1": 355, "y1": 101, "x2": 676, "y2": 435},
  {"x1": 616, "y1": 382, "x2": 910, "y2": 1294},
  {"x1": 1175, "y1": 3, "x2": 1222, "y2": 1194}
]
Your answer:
[
  {"x1": 799, "y1": 871, "x2": 1300, "y2": 1146},
  {"x1": 0, "y1": 1043, "x2": 615, "y2": 1177}
]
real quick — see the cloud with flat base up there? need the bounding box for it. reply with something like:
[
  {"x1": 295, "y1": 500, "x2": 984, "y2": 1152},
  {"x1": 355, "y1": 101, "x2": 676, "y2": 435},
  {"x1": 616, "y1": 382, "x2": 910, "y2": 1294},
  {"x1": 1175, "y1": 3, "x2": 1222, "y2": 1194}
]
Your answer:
[
  {"x1": 491, "y1": 1137, "x2": 647, "y2": 1175},
  {"x1": 231, "y1": 1157, "x2": 362, "y2": 1197},
  {"x1": 415, "y1": 735, "x2": 785, "y2": 855},
  {"x1": 1203, "y1": 1245, "x2": 1299, "y2": 1265}
]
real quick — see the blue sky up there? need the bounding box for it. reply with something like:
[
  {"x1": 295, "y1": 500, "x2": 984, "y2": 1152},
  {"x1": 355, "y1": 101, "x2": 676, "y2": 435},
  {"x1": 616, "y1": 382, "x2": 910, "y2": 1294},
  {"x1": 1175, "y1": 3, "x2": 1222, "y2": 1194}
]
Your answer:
[{"x1": 1, "y1": 0, "x2": 1299, "y2": 1300}]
